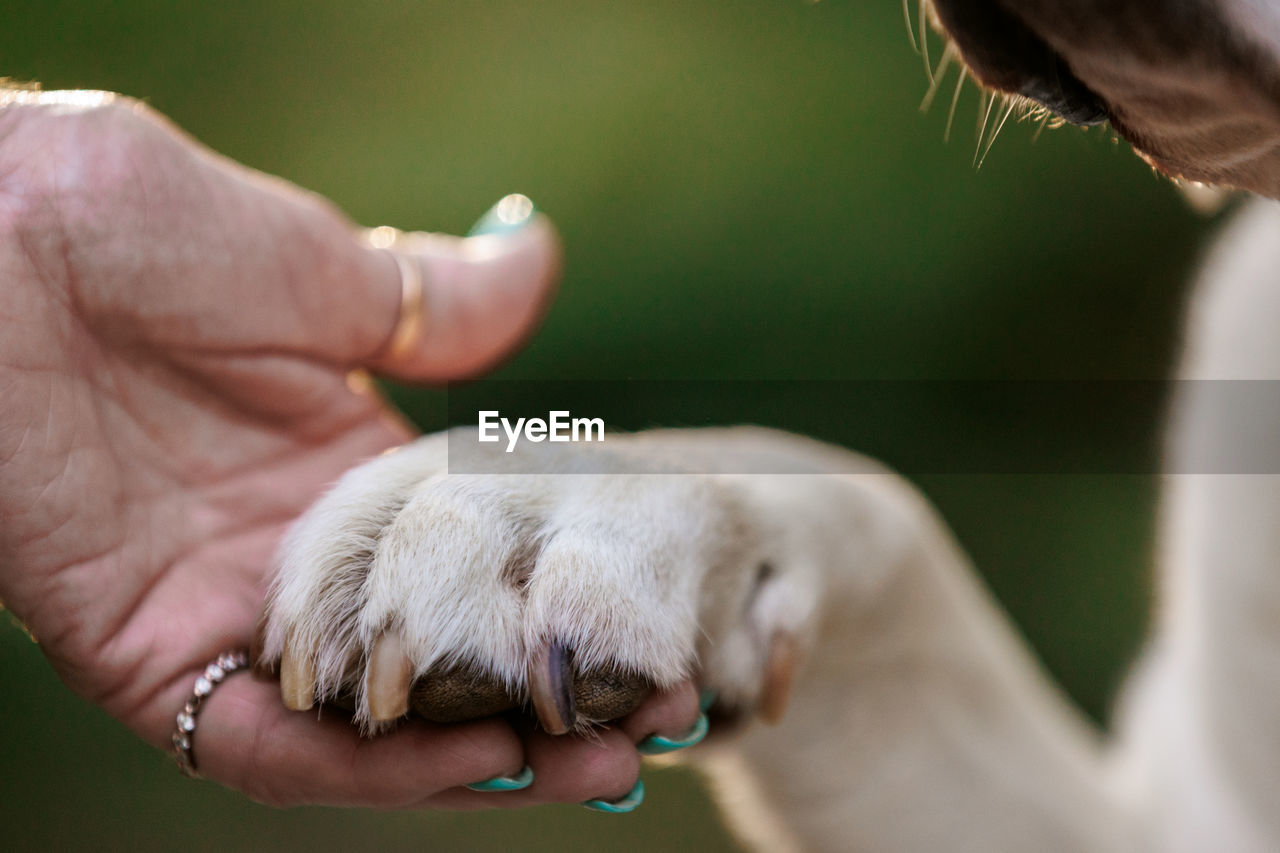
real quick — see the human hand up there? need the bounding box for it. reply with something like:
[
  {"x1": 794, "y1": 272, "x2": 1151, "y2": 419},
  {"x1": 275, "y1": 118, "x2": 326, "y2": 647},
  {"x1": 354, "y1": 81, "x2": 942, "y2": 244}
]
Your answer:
[{"x1": 0, "y1": 92, "x2": 699, "y2": 808}]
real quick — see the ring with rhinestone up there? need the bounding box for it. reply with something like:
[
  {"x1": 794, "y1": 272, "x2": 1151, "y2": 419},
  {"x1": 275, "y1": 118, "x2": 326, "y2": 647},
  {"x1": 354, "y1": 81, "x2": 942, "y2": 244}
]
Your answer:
[{"x1": 172, "y1": 649, "x2": 250, "y2": 779}]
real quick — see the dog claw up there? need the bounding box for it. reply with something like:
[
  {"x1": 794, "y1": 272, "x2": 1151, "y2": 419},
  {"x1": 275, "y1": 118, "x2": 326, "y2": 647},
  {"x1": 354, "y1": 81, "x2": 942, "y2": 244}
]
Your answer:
[
  {"x1": 529, "y1": 640, "x2": 576, "y2": 734},
  {"x1": 366, "y1": 632, "x2": 414, "y2": 722},
  {"x1": 280, "y1": 643, "x2": 316, "y2": 712},
  {"x1": 760, "y1": 631, "x2": 800, "y2": 725}
]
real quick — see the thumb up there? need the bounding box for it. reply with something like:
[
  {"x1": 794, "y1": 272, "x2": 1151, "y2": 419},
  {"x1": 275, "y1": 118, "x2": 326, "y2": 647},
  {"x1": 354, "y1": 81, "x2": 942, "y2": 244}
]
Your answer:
[
  {"x1": 360, "y1": 196, "x2": 562, "y2": 381},
  {"x1": 12, "y1": 98, "x2": 561, "y2": 382}
]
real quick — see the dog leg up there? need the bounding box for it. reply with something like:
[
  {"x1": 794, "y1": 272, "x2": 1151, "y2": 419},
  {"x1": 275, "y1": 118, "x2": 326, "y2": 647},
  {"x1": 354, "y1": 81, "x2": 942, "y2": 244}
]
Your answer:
[
  {"x1": 1110, "y1": 199, "x2": 1280, "y2": 852},
  {"x1": 628, "y1": 430, "x2": 1136, "y2": 852},
  {"x1": 263, "y1": 426, "x2": 1136, "y2": 849}
]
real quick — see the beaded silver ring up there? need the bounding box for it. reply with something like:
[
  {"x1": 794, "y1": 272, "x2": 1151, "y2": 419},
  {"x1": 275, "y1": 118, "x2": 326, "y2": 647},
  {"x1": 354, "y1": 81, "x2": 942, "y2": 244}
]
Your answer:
[{"x1": 172, "y1": 649, "x2": 250, "y2": 779}]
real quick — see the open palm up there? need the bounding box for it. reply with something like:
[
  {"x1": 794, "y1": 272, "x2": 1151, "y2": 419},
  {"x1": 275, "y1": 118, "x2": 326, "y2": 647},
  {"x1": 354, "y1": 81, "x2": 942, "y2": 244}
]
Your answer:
[{"x1": 0, "y1": 94, "x2": 685, "y2": 808}]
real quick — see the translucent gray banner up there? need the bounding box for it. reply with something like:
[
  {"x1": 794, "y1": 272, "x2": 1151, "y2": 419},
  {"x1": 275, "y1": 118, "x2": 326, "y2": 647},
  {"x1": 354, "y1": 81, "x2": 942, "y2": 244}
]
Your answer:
[{"x1": 431, "y1": 380, "x2": 1280, "y2": 475}]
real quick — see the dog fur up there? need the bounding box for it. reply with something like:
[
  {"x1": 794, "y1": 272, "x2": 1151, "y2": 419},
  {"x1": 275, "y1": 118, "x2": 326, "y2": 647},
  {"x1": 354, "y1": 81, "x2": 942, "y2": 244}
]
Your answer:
[{"x1": 260, "y1": 4, "x2": 1280, "y2": 850}]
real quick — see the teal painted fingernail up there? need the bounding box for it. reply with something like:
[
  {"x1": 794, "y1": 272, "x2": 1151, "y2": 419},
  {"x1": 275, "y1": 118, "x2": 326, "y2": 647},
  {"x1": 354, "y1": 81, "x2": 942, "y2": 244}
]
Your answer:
[
  {"x1": 581, "y1": 779, "x2": 645, "y2": 814},
  {"x1": 637, "y1": 713, "x2": 709, "y2": 756},
  {"x1": 465, "y1": 765, "x2": 534, "y2": 792},
  {"x1": 467, "y1": 193, "x2": 536, "y2": 236},
  {"x1": 699, "y1": 689, "x2": 718, "y2": 713}
]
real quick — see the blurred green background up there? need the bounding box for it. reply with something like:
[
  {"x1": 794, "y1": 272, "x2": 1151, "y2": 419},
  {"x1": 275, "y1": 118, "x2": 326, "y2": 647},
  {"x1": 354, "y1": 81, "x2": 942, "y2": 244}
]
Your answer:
[{"x1": 2, "y1": 1, "x2": 1220, "y2": 850}]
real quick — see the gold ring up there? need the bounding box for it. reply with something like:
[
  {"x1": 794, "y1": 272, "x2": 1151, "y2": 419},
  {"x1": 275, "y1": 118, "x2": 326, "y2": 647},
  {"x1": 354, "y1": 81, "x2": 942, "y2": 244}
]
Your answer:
[{"x1": 366, "y1": 226, "x2": 425, "y2": 362}]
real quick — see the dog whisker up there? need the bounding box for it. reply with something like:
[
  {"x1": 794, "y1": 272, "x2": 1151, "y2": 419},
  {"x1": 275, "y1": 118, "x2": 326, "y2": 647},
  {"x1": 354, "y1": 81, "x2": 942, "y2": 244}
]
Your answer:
[
  {"x1": 977, "y1": 96, "x2": 1017, "y2": 169},
  {"x1": 944, "y1": 65, "x2": 968, "y2": 142},
  {"x1": 919, "y1": 0, "x2": 933, "y2": 84},
  {"x1": 903, "y1": 0, "x2": 919, "y2": 54},
  {"x1": 920, "y1": 41, "x2": 958, "y2": 113}
]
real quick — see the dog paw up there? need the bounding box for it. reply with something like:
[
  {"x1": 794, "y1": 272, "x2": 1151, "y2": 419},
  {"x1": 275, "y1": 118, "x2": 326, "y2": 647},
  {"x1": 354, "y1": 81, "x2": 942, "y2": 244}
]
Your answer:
[{"x1": 254, "y1": 430, "x2": 822, "y2": 735}]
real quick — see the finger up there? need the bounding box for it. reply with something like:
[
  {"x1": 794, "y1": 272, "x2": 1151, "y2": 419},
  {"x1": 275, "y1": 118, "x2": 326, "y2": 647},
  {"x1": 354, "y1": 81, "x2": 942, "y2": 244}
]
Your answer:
[
  {"x1": 403, "y1": 683, "x2": 701, "y2": 811},
  {"x1": 192, "y1": 676, "x2": 526, "y2": 808},
  {"x1": 425, "y1": 721, "x2": 642, "y2": 809},
  {"x1": 617, "y1": 679, "x2": 702, "y2": 748},
  {"x1": 362, "y1": 209, "x2": 561, "y2": 381},
  {"x1": 521, "y1": 723, "x2": 642, "y2": 804},
  {"x1": 57, "y1": 100, "x2": 559, "y2": 379}
]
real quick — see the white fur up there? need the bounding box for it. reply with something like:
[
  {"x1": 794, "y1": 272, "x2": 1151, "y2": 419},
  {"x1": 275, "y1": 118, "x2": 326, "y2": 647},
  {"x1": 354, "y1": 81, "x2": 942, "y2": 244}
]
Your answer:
[
  {"x1": 259, "y1": 209, "x2": 1280, "y2": 845},
  {"x1": 262, "y1": 426, "x2": 1133, "y2": 849},
  {"x1": 261, "y1": 15, "x2": 1280, "y2": 852}
]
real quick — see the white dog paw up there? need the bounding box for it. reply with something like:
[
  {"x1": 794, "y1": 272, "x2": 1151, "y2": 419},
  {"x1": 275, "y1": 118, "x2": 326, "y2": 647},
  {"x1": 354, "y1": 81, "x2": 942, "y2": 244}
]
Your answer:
[{"x1": 254, "y1": 430, "x2": 822, "y2": 734}]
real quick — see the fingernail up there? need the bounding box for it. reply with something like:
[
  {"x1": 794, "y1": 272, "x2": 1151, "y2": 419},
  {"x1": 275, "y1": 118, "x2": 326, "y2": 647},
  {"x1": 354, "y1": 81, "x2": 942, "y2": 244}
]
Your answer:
[
  {"x1": 581, "y1": 779, "x2": 645, "y2": 814},
  {"x1": 467, "y1": 194, "x2": 536, "y2": 237},
  {"x1": 698, "y1": 688, "x2": 718, "y2": 713},
  {"x1": 637, "y1": 713, "x2": 709, "y2": 756},
  {"x1": 465, "y1": 765, "x2": 534, "y2": 792}
]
